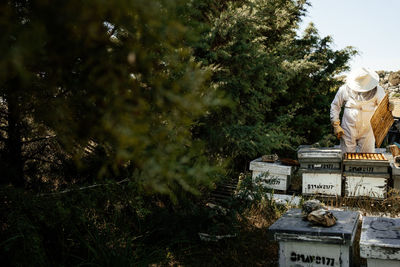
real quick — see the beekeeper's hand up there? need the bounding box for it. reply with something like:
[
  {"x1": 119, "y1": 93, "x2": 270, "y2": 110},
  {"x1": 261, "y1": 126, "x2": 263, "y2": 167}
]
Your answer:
[
  {"x1": 332, "y1": 121, "x2": 344, "y2": 139},
  {"x1": 389, "y1": 100, "x2": 395, "y2": 111}
]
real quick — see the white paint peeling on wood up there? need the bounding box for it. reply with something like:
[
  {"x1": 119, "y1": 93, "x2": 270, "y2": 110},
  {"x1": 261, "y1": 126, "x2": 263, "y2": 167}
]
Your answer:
[
  {"x1": 302, "y1": 172, "x2": 342, "y2": 196},
  {"x1": 249, "y1": 158, "x2": 294, "y2": 175},
  {"x1": 297, "y1": 147, "x2": 342, "y2": 160},
  {"x1": 249, "y1": 158, "x2": 294, "y2": 191},
  {"x1": 270, "y1": 209, "x2": 359, "y2": 267},
  {"x1": 345, "y1": 175, "x2": 387, "y2": 199},
  {"x1": 252, "y1": 171, "x2": 290, "y2": 191},
  {"x1": 279, "y1": 241, "x2": 350, "y2": 267},
  {"x1": 360, "y1": 216, "x2": 400, "y2": 263},
  {"x1": 360, "y1": 245, "x2": 400, "y2": 261},
  {"x1": 275, "y1": 233, "x2": 344, "y2": 244}
]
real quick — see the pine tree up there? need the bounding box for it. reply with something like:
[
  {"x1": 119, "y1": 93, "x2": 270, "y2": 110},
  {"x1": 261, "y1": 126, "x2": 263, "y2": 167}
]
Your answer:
[
  {"x1": 0, "y1": 0, "x2": 218, "y2": 195},
  {"x1": 187, "y1": 0, "x2": 356, "y2": 173}
]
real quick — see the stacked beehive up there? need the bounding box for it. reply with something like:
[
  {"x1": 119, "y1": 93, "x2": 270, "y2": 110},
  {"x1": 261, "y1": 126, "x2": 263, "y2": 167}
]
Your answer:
[
  {"x1": 360, "y1": 216, "x2": 400, "y2": 266},
  {"x1": 249, "y1": 158, "x2": 294, "y2": 193},
  {"x1": 391, "y1": 162, "x2": 400, "y2": 190},
  {"x1": 343, "y1": 153, "x2": 389, "y2": 199},
  {"x1": 297, "y1": 147, "x2": 343, "y2": 196},
  {"x1": 269, "y1": 209, "x2": 359, "y2": 267}
]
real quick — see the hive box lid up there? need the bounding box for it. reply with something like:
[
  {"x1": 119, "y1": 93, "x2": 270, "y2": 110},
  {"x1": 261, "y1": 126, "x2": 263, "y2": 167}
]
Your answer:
[
  {"x1": 249, "y1": 158, "x2": 293, "y2": 175},
  {"x1": 360, "y1": 216, "x2": 400, "y2": 260},
  {"x1": 269, "y1": 209, "x2": 359, "y2": 245},
  {"x1": 391, "y1": 162, "x2": 400, "y2": 176},
  {"x1": 297, "y1": 147, "x2": 342, "y2": 161}
]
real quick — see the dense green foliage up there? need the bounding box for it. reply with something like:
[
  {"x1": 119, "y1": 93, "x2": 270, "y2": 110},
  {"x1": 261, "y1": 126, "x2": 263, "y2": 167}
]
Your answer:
[
  {"x1": 0, "y1": 0, "x2": 218, "y2": 195},
  {"x1": 0, "y1": 0, "x2": 357, "y2": 265},
  {"x1": 189, "y1": 0, "x2": 356, "y2": 173},
  {"x1": 1, "y1": 174, "x2": 283, "y2": 266}
]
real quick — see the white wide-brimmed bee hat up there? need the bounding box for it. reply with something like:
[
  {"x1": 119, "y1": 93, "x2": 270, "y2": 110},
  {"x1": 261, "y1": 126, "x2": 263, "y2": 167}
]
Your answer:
[{"x1": 346, "y1": 67, "x2": 379, "y2": 92}]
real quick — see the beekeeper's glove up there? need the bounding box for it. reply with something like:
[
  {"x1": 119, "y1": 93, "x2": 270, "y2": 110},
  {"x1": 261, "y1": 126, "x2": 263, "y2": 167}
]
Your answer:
[{"x1": 332, "y1": 121, "x2": 344, "y2": 139}]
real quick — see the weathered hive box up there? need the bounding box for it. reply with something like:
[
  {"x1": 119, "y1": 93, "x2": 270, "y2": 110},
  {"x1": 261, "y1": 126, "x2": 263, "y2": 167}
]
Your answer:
[
  {"x1": 298, "y1": 147, "x2": 342, "y2": 171},
  {"x1": 343, "y1": 153, "x2": 389, "y2": 199},
  {"x1": 269, "y1": 208, "x2": 359, "y2": 267},
  {"x1": 249, "y1": 158, "x2": 294, "y2": 192},
  {"x1": 390, "y1": 162, "x2": 400, "y2": 190},
  {"x1": 360, "y1": 216, "x2": 400, "y2": 267},
  {"x1": 297, "y1": 147, "x2": 342, "y2": 196}
]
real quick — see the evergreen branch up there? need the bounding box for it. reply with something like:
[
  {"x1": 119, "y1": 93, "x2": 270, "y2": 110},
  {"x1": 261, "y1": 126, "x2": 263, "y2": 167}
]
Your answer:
[
  {"x1": 24, "y1": 157, "x2": 62, "y2": 166},
  {"x1": 22, "y1": 142, "x2": 50, "y2": 159},
  {"x1": 38, "y1": 178, "x2": 130, "y2": 197},
  {"x1": 22, "y1": 135, "x2": 56, "y2": 145}
]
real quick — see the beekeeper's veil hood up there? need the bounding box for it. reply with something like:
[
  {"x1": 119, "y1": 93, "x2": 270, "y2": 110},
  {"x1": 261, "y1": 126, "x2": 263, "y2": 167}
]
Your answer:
[{"x1": 346, "y1": 67, "x2": 379, "y2": 92}]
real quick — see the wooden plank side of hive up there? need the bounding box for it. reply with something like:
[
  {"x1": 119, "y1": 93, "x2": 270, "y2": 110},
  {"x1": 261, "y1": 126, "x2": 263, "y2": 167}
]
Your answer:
[{"x1": 371, "y1": 94, "x2": 394, "y2": 148}]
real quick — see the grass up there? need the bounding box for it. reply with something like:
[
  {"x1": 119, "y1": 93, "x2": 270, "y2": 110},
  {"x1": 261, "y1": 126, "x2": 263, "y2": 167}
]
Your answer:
[{"x1": 305, "y1": 188, "x2": 400, "y2": 217}]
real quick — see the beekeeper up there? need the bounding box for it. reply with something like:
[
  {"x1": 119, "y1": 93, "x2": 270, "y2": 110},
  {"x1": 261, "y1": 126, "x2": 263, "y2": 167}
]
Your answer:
[{"x1": 330, "y1": 67, "x2": 393, "y2": 153}]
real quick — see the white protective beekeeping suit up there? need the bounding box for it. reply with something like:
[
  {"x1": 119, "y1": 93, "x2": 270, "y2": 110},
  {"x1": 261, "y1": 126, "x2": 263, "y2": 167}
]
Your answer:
[{"x1": 330, "y1": 68, "x2": 386, "y2": 153}]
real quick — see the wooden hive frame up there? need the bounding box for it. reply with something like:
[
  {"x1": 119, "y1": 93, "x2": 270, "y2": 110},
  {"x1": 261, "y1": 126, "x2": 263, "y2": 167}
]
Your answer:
[
  {"x1": 345, "y1": 153, "x2": 387, "y2": 161},
  {"x1": 370, "y1": 94, "x2": 394, "y2": 148}
]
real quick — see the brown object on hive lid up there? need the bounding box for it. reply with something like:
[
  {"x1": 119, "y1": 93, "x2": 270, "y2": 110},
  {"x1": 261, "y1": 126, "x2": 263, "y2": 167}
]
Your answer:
[
  {"x1": 261, "y1": 154, "x2": 278, "y2": 162},
  {"x1": 279, "y1": 158, "x2": 299, "y2": 166},
  {"x1": 301, "y1": 199, "x2": 325, "y2": 219},
  {"x1": 307, "y1": 209, "x2": 337, "y2": 227},
  {"x1": 370, "y1": 93, "x2": 394, "y2": 148}
]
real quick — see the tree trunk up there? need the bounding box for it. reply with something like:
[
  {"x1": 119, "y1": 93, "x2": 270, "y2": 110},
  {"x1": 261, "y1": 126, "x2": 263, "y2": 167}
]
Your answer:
[{"x1": 5, "y1": 93, "x2": 24, "y2": 187}]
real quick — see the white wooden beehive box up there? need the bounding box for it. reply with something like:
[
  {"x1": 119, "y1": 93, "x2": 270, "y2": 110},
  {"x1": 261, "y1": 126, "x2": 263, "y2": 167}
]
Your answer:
[
  {"x1": 360, "y1": 216, "x2": 400, "y2": 267},
  {"x1": 269, "y1": 209, "x2": 359, "y2": 267},
  {"x1": 344, "y1": 173, "x2": 388, "y2": 199},
  {"x1": 249, "y1": 158, "x2": 294, "y2": 192},
  {"x1": 298, "y1": 147, "x2": 343, "y2": 196},
  {"x1": 390, "y1": 162, "x2": 400, "y2": 190},
  {"x1": 343, "y1": 153, "x2": 390, "y2": 199},
  {"x1": 302, "y1": 171, "x2": 342, "y2": 196},
  {"x1": 297, "y1": 147, "x2": 342, "y2": 171}
]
